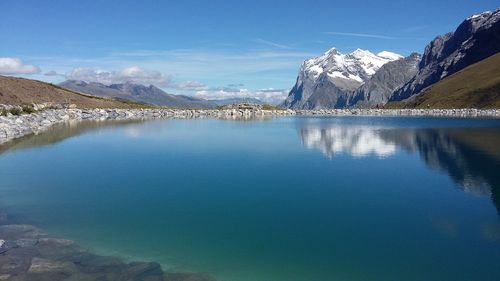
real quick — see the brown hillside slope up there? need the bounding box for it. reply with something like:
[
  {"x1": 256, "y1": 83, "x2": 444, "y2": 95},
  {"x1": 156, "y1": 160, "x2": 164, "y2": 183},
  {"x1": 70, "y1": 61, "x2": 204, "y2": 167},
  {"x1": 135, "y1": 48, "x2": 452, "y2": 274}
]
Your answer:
[
  {"x1": 0, "y1": 76, "x2": 148, "y2": 108},
  {"x1": 387, "y1": 52, "x2": 500, "y2": 109}
]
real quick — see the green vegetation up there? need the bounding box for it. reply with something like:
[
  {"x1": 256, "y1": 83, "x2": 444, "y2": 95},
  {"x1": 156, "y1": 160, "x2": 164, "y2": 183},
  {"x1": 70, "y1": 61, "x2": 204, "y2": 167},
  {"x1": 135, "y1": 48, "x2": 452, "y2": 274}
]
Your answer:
[
  {"x1": 0, "y1": 105, "x2": 37, "y2": 116},
  {"x1": 21, "y1": 104, "x2": 35, "y2": 114},
  {"x1": 9, "y1": 107, "x2": 22, "y2": 116},
  {"x1": 387, "y1": 53, "x2": 500, "y2": 109},
  {"x1": 262, "y1": 104, "x2": 278, "y2": 110}
]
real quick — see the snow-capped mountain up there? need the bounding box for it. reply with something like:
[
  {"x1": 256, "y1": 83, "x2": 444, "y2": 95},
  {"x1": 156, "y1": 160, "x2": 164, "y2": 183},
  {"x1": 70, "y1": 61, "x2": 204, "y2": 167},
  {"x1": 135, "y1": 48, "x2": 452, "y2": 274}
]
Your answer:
[
  {"x1": 281, "y1": 9, "x2": 499, "y2": 110},
  {"x1": 282, "y1": 48, "x2": 402, "y2": 109},
  {"x1": 347, "y1": 53, "x2": 421, "y2": 108},
  {"x1": 303, "y1": 48, "x2": 402, "y2": 83}
]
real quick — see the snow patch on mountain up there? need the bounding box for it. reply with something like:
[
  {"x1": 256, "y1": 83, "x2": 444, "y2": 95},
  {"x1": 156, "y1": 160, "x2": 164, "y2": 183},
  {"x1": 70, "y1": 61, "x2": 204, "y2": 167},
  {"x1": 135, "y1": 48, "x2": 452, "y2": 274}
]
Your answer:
[
  {"x1": 467, "y1": 10, "x2": 492, "y2": 20},
  {"x1": 302, "y1": 48, "x2": 402, "y2": 84},
  {"x1": 281, "y1": 47, "x2": 403, "y2": 109},
  {"x1": 377, "y1": 51, "x2": 404, "y2": 61}
]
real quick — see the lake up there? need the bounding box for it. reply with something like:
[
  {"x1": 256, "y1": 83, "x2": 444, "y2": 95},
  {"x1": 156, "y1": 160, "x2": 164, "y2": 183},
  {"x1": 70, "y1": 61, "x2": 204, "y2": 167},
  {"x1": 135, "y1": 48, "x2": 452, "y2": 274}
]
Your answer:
[{"x1": 1, "y1": 116, "x2": 500, "y2": 281}]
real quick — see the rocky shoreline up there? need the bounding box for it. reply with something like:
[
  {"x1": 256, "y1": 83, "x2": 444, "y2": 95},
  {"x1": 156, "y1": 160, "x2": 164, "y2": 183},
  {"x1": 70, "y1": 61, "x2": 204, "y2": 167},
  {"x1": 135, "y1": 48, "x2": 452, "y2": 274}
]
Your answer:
[
  {"x1": 0, "y1": 211, "x2": 215, "y2": 281},
  {"x1": 1, "y1": 106, "x2": 499, "y2": 145}
]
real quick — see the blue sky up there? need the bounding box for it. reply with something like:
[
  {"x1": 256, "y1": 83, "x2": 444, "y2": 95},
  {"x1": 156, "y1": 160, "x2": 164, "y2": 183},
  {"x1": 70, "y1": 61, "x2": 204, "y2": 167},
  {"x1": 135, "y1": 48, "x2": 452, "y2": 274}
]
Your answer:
[{"x1": 0, "y1": 0, "x2": 498, "y2": 101}]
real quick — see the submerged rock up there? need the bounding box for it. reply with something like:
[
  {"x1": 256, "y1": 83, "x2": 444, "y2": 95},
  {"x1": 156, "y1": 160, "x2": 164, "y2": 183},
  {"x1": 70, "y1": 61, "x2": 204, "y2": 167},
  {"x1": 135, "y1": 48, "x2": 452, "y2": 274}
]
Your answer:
[
  {"x1": 0, "y1": 225, "x2": 46, "y2": 240},
  {"x1": 0, "y1": 221, "x2": 218, "y2": 280},
  {"x1": 164, "y1": 272, "x2": 217, "y2": 281}
]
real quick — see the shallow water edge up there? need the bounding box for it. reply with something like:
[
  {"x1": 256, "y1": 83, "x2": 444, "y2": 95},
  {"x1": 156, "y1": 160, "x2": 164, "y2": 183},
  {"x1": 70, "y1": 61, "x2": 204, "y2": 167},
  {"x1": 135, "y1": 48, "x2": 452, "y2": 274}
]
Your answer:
[
  {"x1": 1, "y1": 107, "x2": 499, "y2": 145},
  {"x1": 0, "y1": 210, "x2": 216, "y2": 281}
]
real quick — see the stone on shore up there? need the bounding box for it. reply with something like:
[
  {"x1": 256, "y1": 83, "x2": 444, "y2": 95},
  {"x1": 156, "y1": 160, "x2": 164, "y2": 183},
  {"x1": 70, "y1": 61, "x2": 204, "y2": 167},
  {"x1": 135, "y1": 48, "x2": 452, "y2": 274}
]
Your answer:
[{"x1": 1, "y1": 103, "x2": 498, "y2": 145}]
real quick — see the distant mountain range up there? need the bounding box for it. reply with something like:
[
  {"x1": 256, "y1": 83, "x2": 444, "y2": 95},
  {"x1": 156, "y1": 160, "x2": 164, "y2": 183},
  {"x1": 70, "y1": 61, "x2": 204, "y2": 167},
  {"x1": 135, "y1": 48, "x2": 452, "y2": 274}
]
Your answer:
[
  {"x1": 60, "y1": 80, "x2": 216, "y2": 108},
  {"x1": 282, "y1": 9, "x2": 500, "y2": 109},
  {"x1": 59, "y1": 80, "x2": 268, "y2": 108},
  {"x1": 0, "y1": 76, "x2": 143, "y2": 108}
]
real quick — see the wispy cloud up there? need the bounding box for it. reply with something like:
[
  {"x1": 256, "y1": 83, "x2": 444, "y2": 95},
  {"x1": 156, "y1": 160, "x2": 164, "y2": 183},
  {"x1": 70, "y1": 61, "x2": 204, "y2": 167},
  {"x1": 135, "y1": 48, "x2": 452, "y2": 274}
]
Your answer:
[
  {"x1": 66, "y1": 66, "x2": 171, "y2": 86},
  {"x1": 194, "y1": 87, "x2": 289, "y2": 105},
  {"x1": 44, "y1": 70, "x2": 65, "y2": 77},
  {"x1": 324, "y1": 32, "x2": 395, "y2": 40},
  {"x1": 19, "y1": 47, "x2": 313, "y2": 94},
  {"x1": 100, "y1": 48, "x2": 315, "y2": 86},
  {"x1": 175, "y1": 80, "x2": 209, "y2": 91},
  {"x1": 252, "y1": 38, "x2": 291, "y2": 49},
  {"x1": 109, "y1": 48, "x2": 313, "y2": 59}
]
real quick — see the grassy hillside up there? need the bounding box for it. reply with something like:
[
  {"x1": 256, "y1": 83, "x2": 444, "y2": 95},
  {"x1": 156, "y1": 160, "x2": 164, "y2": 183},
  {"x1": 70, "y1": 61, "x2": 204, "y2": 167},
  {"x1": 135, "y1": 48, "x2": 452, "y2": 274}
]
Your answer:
[
  {"x1": 0, "y1": 76, "x2": 150, "y2": 109},
  {"x1": 387, "y1": 52, "x2": 500, "y2": 109}
]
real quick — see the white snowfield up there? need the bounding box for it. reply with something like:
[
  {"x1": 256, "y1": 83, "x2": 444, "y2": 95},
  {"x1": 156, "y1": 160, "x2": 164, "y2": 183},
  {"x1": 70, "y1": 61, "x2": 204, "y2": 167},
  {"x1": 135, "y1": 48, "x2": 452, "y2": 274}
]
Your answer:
[
  {"x1": 302, "y1": 47, "x2": 402, "y2": 84},
  {"x1": 468, "y1": 10, "x2": 492, "y2": 20}
]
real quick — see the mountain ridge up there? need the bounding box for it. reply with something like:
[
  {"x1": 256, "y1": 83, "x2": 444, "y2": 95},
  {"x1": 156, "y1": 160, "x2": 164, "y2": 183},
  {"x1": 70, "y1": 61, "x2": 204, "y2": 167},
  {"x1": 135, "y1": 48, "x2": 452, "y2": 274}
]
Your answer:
[
  {"x1": 281, "y1": 48, "x2": 402, "y2": 109},
  {"x1": 387, "y1": 52, "x2": 500, "y2": 109},
  {"x1": 282, "y1": 9, "x2": 500, "y2": 109},
  {"x1": 389, "y1": 9, "x2": 500, "y2": 102},
  {"x1": 60, "y1": 80, "x2": 216, "y2": 108},
  {"x1": 0, "y1": 75, "x2": 146, "y2": 108}
]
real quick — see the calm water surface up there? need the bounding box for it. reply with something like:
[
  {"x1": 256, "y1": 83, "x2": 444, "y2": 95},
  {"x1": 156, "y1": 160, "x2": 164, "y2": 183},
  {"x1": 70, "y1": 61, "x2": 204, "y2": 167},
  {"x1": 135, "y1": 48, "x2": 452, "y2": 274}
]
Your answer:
[{"x1": 1, "y1": 116, "x2": 500, "y2": 281}]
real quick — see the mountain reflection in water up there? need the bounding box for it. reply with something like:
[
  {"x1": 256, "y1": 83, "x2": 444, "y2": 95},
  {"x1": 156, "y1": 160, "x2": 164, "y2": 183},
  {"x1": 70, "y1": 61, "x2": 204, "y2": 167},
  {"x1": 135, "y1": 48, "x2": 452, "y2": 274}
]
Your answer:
[
  {"x1": 298, "y1": 124, "x2": 500, "y2": 214},
  {"x1": 2, "y1": 117, "x2": 499, "y2": 217},
  {"x1": 300, "y1": 127, "x2": 397, "y2": 158}
]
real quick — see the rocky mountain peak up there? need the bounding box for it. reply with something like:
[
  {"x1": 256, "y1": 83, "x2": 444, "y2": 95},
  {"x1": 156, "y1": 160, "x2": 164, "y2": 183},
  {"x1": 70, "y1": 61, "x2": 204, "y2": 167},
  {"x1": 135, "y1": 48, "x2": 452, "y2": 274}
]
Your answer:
[
  {"x1": 281, "y1": 47, "x2": 402, "y2": 109},
  {"x1": 390, "y1": 8, "x2": 500, "y2": 102}
]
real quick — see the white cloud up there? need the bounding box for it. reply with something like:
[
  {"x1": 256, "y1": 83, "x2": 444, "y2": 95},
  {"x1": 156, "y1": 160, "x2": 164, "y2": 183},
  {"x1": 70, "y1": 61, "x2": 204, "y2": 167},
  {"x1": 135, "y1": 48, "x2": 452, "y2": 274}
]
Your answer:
[
  {"x1": 194, "y1": 87, "x2": 289, "y2": 105},
  {"x1": 252, "y1": 38, "x2": 291, "y2": 49},
  {"x1": 175, "y1": 80, "x2": 209, "y2": 91},
  {"x1": 21, "y1": 48, "x2": 311, "y2": 92},
  {"x1": 66, "y1": 66, "x2": 170, "y2": 86},
  {"x1": 0, "y1": 57, "x2": 40, "y2": 75},
  {"x1": 44, "y1": 70, "x2": 64, "y2": 76},
  {"x1": 325, "y1": 32, "x2": 395, "y2": 39},
  {"x1": 106, "y1": 49, "x2": 315, "y2": 80}
]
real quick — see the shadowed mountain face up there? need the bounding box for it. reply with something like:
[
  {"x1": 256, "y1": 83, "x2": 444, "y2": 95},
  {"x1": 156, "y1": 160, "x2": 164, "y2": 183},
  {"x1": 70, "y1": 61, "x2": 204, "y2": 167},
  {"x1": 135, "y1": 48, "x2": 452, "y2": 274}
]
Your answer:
[
  {"x1": 60, "y1": 80, "x2": 215, "y2": 108},
  {"x1": 298, "y1": 123, "x2": 500, "y2": 215},
  {"x1": 390, "y1": 9, "x2": 500, "y2": 102},
  {"x1": 387, "y1": 52, "x2": 500, "y2": 109},
  {"x1": 347, "y1": 53, "x2": 421, "y2": 108}
]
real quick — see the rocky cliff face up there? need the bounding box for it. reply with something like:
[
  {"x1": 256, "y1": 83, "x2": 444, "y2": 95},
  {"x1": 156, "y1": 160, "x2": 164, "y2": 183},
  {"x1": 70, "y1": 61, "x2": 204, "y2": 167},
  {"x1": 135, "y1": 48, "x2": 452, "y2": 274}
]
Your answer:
[
  {"x1": 281, "y1": 48, "x2": 402, "y2": 109},
  {"x1": 347, "y1": 53, "x2": 421, "y2": 108},
  {"x1": 389, "y1": 9, "x2": 500, "y2": 101}
]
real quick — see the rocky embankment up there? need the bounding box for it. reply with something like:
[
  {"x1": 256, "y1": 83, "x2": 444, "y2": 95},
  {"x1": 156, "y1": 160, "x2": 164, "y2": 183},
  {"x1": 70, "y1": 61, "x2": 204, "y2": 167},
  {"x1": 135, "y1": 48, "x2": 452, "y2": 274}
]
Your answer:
[
  {"x1": 0, "y1": 106, "x2": 296, "y2": 144},
  {"x1": 295, "y1": 108, "x2": 500, "y2": 117},
  {"x1": 0, "y1": 211, "x2": 214, "y2": 281},
  {"x1": 1, "y1": 104, "x2": 499, "y2": 144}
]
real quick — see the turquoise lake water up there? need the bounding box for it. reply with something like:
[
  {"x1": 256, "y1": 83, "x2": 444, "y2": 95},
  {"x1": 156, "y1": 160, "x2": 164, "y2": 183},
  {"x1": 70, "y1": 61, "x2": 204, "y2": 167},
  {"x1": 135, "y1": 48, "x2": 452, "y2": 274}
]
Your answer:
[{"x1": 1, "y1": 116, "x2": 500, "y2": 281}]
